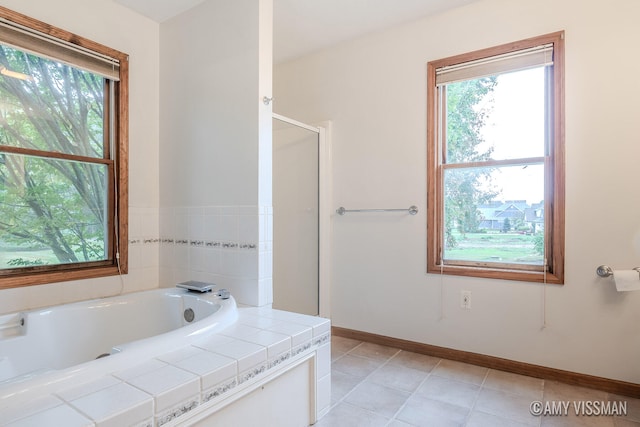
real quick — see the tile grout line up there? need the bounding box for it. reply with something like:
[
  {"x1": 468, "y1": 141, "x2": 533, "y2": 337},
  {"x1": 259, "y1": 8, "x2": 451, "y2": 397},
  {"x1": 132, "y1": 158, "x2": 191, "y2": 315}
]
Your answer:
[
  {"x1": 459, "y1": 368, "x2": 490, "y2": 426},
  {"x1": 320, "y1": 346, "x2": 351, "y2": 415},
  {"x1": 386, "y1": 362, "x2": 503, "y2": 426},
  {"x1": 323, "y1": 341, "x2": 383, "y2": 417},
  {"x1": 336, "y1": 345, "x2": 403, "y2": 420},
  {"x1": 385, "y1": 358, "x2": 444, "y2": 426},
  {"x1": 330, "y1": 341, "x2": 409, "y2": 424},
  {"x1": 467, "y1": 370, "x2": 546, "y2": 427}
]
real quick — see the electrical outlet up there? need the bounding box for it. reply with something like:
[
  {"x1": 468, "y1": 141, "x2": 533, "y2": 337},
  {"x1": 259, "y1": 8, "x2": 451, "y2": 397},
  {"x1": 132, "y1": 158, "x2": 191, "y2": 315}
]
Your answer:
[{"x1": 461, "y1": 290, "x2": 471, "y2": 309}]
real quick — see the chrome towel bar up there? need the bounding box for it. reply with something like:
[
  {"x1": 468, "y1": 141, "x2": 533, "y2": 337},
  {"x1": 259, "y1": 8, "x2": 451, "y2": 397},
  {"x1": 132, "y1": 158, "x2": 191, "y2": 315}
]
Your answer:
[{"x1": 336, "y1": 205, "x2": 418, "y2": 215}]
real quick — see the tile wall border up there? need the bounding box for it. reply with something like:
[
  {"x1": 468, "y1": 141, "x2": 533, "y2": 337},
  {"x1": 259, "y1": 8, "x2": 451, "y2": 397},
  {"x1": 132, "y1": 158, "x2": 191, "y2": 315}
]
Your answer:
[{"x1": 129, "y1": 238, "x2": 257, "y2": 250}]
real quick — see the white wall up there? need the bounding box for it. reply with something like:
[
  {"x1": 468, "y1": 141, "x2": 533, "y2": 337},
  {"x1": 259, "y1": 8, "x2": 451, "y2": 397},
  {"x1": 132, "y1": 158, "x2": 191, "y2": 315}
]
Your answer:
[
  {"x1": 0, "y1": 0, "x2": 161, "y2": 315},
  {"x1": 158, "y1": 0, "x2": 273, "y2": 306},
  {"x1": 274, "y1": 0, "x2": 640, "y2": 383}
]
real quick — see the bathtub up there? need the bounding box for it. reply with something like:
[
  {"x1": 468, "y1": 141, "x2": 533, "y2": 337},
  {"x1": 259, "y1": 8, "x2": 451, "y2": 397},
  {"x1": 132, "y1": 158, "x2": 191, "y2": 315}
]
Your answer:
[
  {"x1": 0, "y1": 287, "x2": 238, "y2": 401},
  {"x1": 0, "y1": 287, "x2": 331, "y2": 426}
]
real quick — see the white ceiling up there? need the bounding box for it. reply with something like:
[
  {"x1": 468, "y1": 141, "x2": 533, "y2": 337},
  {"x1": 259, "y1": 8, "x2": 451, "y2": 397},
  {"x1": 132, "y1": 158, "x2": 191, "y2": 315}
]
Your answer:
[
  {"x1": 113, "y1": 0, "x2": 479, "y2": 63},
  {"x1": 113, "y1": 0, "x2": 206, "y2": 23}
]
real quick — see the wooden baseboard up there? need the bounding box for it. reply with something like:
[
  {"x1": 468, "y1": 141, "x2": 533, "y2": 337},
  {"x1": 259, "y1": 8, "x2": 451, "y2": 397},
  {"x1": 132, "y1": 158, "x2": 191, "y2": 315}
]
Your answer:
[{"x1": 332, "y1": 326, "x2": 640, "y2": 399}]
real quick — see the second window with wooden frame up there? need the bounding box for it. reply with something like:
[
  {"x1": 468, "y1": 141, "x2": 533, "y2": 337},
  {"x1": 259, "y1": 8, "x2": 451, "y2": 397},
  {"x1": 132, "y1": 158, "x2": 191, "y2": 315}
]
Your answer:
[{"x1": 426, "y1": 32, "x2": 565, "y2": 284}]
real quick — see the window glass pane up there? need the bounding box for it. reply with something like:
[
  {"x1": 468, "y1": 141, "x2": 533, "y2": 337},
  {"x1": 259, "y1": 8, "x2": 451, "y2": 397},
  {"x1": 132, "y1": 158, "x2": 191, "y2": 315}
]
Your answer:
[
  {"x1": 446, "y1": 67, "x2": 545, "y2": 163},
  {"x1": 0, "y1": 44, "x2": 105, "y2": 158},
  {"x1": 443, "y1": 164, "x2": 544, "y2": 265},
  {"x1": 0, "y1": 153, "x2": 108, "y2": 269}
]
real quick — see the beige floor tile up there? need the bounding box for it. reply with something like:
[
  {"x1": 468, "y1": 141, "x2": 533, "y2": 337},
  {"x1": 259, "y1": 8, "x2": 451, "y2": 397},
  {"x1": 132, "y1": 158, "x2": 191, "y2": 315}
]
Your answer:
[
  {"x1": 330, "y1": 369, "x2": 362, "y2": 404},
  {"x1": 396, "y1": 395, "x2": 469, "y2": 427},
  {"x1": 614, "y1": 418, "x2": 640, "y2": 426},
  {"x1": 349, "y1": 342, "x2": 400, "y2": 362},
  {"x1": 474, "y1": 387, "x2": 540, "y2": 426},
  {"x1": 332, "y1": 336, "x2": 362, "y2": 354},
  {"x1": 540, "y1": 413, "x2": 614, "y2": 427},
  {"x1": 314, "y1": 402, "x2": 390, "y2": 427},
  {"x1": 389, "y1": 350, "x2": 440, "y2": 372},
  {"x1": 367, "y1": 363, "x2": 429, "y2": 392},
  {"x1": 332, "y1": 351, "x2": 346, "y2": 363},
  {"x1": 344, "y1": 381, "x2": 411, "y2": 418},
  {"x1": 431, "y1": 359, "x2": 488, "y2": 385},
  {"x1": 324, "y1": 340, "x2": 631, "y2": 427},
  {"x1": 415, "y1": 375, "x2": 480, "y2": 408},
  {"x1": 466, "y1": 410, "x2": 535, "y2": 427},
  {"x1": 483, "y1": 369, "x2": 544, "y2": 399},
  {"x1": 332, "y1": 354, "x2": 383, "y2": 378},
  {"x1": 543, "y1": 380, "x2": 608, "y2": 402},
  {"x1": 609, "y1": 394, "x2": 640, "y2": 422},
  {"x1": 387, "y1": 420, "x2": 414, "y2": 427}
]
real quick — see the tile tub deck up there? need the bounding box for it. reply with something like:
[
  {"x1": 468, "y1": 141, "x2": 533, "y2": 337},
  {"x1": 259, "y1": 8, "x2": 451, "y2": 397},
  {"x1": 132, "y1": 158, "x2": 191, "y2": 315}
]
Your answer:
[{"x1": 1, "y1": 306, "x2": 331, "y2": 427}]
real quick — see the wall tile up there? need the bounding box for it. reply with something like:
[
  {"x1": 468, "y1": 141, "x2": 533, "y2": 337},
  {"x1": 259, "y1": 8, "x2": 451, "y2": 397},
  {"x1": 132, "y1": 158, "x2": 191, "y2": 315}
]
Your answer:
[
  {"x1": 238, "y1": 214, "x2": 259, "y2": 243},
  {"x1": 317, "y1": 373, "x2": 331, "y2": 414},
  {"x1": 187, "y1": 208, "x2": 204, "y2": 241},
  {"x1": 217, "y1": 214, "x2": 238, "y2": 242},
  {"x1": 139, "y1": 204, "x2": 270, "y2": 307}
]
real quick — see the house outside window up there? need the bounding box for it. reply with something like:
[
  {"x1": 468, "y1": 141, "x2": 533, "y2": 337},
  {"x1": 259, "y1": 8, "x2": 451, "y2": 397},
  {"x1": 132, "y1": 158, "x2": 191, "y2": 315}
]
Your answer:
[
  {"x1": 0, "y1": 7, "x2": 128, "y2": 289},
  {"x1": 427, "y1": 32, "x2": 564, "y2": 284}
]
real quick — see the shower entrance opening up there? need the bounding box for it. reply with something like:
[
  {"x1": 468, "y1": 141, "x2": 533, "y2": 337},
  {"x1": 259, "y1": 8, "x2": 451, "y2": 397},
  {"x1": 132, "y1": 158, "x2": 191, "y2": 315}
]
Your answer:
[{"x1": 272, "y1": 114, "x2": 330, "y2": 317}]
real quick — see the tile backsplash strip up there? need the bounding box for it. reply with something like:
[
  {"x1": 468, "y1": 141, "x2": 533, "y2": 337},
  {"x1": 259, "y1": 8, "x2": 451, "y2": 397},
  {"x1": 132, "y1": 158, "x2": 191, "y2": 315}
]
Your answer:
[{"x1": 147, "y1": 205, "x2": 274, "y2": 306}]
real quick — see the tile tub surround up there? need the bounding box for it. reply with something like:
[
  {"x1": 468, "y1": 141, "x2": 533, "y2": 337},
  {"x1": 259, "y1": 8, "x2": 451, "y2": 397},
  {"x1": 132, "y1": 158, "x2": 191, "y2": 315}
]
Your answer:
[
  {"x1": 156, "y1": 205, "x2": 274, "y2": 306},
  {"x1": 1, "y1": 308, "x2": 331, "y2": 427}
]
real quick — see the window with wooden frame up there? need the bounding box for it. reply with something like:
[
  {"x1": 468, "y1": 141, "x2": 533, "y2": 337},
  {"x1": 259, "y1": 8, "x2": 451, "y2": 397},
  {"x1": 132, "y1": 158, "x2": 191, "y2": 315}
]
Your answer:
[
  {"x1": 427, "y1": 32, "x2": 564, "y2": 284},
  {"x1": 0, "y1": 7, "x2": 128, "y2": 289}
]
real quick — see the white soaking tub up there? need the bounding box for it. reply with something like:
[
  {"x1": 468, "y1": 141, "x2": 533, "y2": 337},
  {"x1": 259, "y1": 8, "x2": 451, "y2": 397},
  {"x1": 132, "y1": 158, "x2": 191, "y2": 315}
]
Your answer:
[
  {"x1": 0, "y1": 287, "x2": 237, "y2": 398},
  {"x1": 0, "y1": 287, "x2": 331, "y2": 427}
]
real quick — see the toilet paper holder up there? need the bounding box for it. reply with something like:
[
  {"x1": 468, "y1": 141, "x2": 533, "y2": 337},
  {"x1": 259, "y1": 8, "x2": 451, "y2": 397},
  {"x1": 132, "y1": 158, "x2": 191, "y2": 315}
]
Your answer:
[{"x1": 596, "y1": 265, "x2": 640, "y2": 278}]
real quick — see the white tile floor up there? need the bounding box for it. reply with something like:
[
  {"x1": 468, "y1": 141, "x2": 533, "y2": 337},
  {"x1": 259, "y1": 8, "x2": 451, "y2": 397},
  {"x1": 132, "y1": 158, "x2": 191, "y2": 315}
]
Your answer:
[{"x1": 317, "y1": 336, "x2": 640, "y2": 427}]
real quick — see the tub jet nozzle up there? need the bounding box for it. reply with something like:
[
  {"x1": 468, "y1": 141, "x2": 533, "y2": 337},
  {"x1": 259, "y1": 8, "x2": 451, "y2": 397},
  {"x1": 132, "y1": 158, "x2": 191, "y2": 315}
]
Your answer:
[{"x1": 184, "y1": 308, "x2": 195, "y2": 323}]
